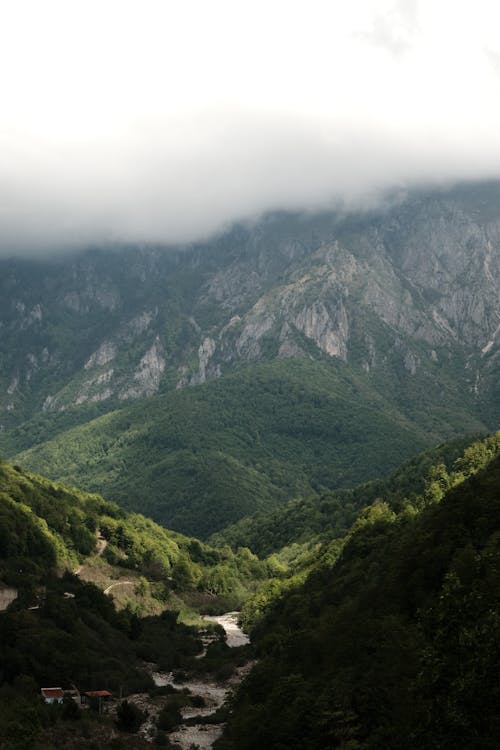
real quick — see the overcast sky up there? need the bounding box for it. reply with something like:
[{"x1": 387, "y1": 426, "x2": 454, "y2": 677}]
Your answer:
[{"x1": 2, "y1": 0, "x2": 500, "y2": 253}]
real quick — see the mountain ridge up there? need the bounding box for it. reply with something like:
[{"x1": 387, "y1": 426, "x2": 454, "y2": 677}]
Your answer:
[
  {"x1": 10, "y1": 358, "x2": 479, "y2": 538},
  {"x1": 1, "y1": 181, "x2": 499, "y2": 429},
  {"x1": 1, "y1": 180, "x2": 499, "y2": 536}
]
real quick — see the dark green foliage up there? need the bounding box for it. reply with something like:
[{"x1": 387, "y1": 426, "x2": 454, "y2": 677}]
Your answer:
[
  {"x1": 134, "y1": 609, "x2": 202, "y2": 671},
  {"x1": 0, "y1": 495, "x2": 58, "y2": 576},
  {"x1": 0, "y1": 458, "x2": 271, "y2": 609},
  {"x1": 219, "y1": 433, "x2": 500, "y2": 749},
  {"x1": 0, "y1": 458, "x2": 265, "y2": 748},
  {"x1": 1, "y1": 189, "x2": 499, "y2": 559},
  {"x1": 0, "y1": 575, "x2": 153, "y2": 690},
  {"x1": 155, "y1": 688, "x2": 212, "y2": 732},
  {"x1": 213, "y1": 435, "x2": 476, "y2": 555},
  {"x1": 116, "y1": 700, "x2": 146, "y2": 733},
  {"x1": 156, "y1": 704, "x2": 182, "y2": 731},
  {"x1": 62, "y1": 696, "x2": 81, "y2": 721},
  {"x1": 0, "y1": 581, "x2": 183, "y2": 746},
  {"x1": 1, "y1": 187, "x2": 498, "y2": 453},
  {"x1": 0, "y1": 681, "x2": 46, "y2": 750},
  {"x1": 11, "y1": 359, "x2": 446, "y2": 538}
]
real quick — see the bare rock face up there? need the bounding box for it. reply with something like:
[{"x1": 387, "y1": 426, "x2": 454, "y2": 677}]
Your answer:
[
  {"x1": 294, "y1": 301, "x2": 348, "y2": 360},
  {"x1": 236, "y1": 304, "x2": 275, "y2": 360},
  {"x1": 0, "y1": 182, "x2": 499, "y2": 427},
  {"x1": 121, "y1": 311, "x2": 155, "y2": 342},
  {"x1": 208, "y1": 267, "x2": 262, "y2": 310},
  {"x1": 85, "y1": 342, "x2": 117, "y2": 370},
  {"x1": 192, "y1": 337, "x2": 217, "y2": 385},
  {"x1": 119, "y1": 339, "x2": 166, "y2": 400},
  {"x1": 37, "y1": 306, "x2": 164, "y2": 411}
]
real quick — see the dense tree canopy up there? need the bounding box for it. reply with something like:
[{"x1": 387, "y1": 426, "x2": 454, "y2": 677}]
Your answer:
[{"x1": 218, "y1": 433, "x2": 500, "y2": 750}]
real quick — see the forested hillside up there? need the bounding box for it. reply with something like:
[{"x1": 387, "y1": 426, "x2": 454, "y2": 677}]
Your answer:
[
  {"x1": 0, "y1": 183, "x2": 498, "y2": 539},
  {"x1": 10, "y1": 359, "x2": 482, "y2": 538},
  {"x1": 2, "y1": 424, "x2": 499, "y2": 749},
  {"x1": 212, "y1": 434, "x2": 476, "y2": 554},
  {"x1": 2, "y1": 5, "x2": 500, "y2": 746},
  {"x1": 218, "y1": 431, "x2": 500, "y2": 749},
  {"x1": 0, "y1": 458, "x2": 267, "y2": 748},
  {"x1": 0, "y1": 458, "x2": 274, "y2": 614},
  {"x1": 1, "y1": 184, "x2": 499, "y2": 434}
]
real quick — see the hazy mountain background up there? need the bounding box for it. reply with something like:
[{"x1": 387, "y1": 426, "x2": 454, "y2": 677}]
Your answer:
[
  {"x1": 3, "y1": 3, "x2": 500, "y2": 748},
  {"x1": 1, "y1": 181, "x2": 498, "y2": 536}
]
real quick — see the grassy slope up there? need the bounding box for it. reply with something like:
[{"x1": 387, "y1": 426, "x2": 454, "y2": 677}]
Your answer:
[
  {"x1": 9, "y1": 359, "x2": 456, "y2": 539},
  {"x1": 0, "y1": 458, "x2": 271, "y2": 618}
]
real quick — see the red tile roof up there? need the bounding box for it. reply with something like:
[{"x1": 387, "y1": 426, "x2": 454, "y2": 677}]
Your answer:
[
  {"x1": 84, "y1": 690, "x2": 112, "y2": 698},
  {"x1": 41, "y1": 688, "x2": 64, "y2": 698}
]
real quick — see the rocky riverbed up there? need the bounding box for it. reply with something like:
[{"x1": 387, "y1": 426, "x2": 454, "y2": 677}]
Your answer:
[
  {"x1": 203, "y1": 612, "x2": 250, "y2": 648},
  {"x1": 146, "y1": 612, "x2": 252, "y2": 748}
]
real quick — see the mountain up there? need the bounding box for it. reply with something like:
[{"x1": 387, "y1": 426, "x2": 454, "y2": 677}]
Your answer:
[
  {"x1": 1, "y1": 181, "x2": 499, "y2": 529},
  {"x1": 10, "y1": 359, "x2": 441, "y2": 538},
  {"x1": 218, "y1": 431, "x2": 500, "y2": 750}
]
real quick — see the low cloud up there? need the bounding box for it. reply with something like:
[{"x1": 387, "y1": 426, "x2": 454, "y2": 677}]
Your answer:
[
  {"x1": 2, "y1": 0, "x2": 500, "y2": 255},
  {"x1": 358, "y1": 0, "x2": 419, "y2": 57}
]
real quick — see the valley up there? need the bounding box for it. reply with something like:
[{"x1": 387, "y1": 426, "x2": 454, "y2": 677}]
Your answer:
[
  {"x1": 1, "y1": 183, "x2": 499, "y2": 539},
  {"x1": 149, "y1": 613, "x2": 251, "y2": 749},
  {"x1": 0, "y1": 181, "x2": 499, "y2": 749},
  {"x1": 1, "y1": 429, "x2": 500, "y2": 748},
  {"x1": 3, "y1": 0, "x2": 500, "y2": 743}
]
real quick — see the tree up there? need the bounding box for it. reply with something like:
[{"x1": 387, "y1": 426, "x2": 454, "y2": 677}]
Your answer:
[{"x1": 116, "y1": 700, "x2": 145, "y2": 733}]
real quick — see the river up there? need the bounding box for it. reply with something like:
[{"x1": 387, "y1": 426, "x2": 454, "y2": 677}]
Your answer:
[
  {"x1": 150, "y1": 611, "x2": 251, "y2": 749},
  {"x1": 203, "y1": 611, "x2": 250, "y2": 648}
]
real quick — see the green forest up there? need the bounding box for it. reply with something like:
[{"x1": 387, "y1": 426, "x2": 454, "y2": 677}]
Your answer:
[
  {"x1": 217, "y1": 431, "x2": 500, "y2": 749},
  {"x1": 1, "y1": 64, "x2": 500, "y2": 750},
  {"x1": 2, "y1": 431, "x2": 499, "y2": 748},
  {"x1": 211, "y1": 434, "x2": 476, "y2": 555},
  {"x1": 7, "y1": 359, "x2": 484, "y2": 540},
  {"x1": 0, "y1": 458, "x2": 279, "y2": 610},
  {"x1": 0, "y1": 458, "x2": 265, "y2": 748}
]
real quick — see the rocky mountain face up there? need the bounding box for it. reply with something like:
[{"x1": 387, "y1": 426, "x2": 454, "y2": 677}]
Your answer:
[{"x1": 1, "y1": 181, "x2": 499, "y2": 438}]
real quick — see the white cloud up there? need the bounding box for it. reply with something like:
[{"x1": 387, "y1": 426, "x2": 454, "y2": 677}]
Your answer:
[{"x1": 1, "y1": 0, "x2": 500, "y2": 252}]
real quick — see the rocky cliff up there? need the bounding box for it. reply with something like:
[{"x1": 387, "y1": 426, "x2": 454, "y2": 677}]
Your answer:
[{"x1": 0, "y1": 181, "x2": 499, "y2": 438}]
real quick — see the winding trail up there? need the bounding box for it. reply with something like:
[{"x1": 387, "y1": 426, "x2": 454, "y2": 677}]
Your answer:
[
  {"x1": 103, "y1": 581, "x2": 134, "y2": 595},
  {"x1": 74, "y1": 531, "x2": 108, "y2": 575}
]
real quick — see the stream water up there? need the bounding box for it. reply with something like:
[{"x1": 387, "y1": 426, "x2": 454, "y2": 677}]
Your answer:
[
  {"x1": 203, "y1": 611, "x2": 250, "y2": 648},
  {"x1": 150, "y1": 611, "x2": 251, "y2": 749}
]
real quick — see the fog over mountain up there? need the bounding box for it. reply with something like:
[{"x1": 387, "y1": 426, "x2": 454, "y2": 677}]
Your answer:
[{"x1": 2, "y1": 0, "x2": 500, "y2": 253}]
